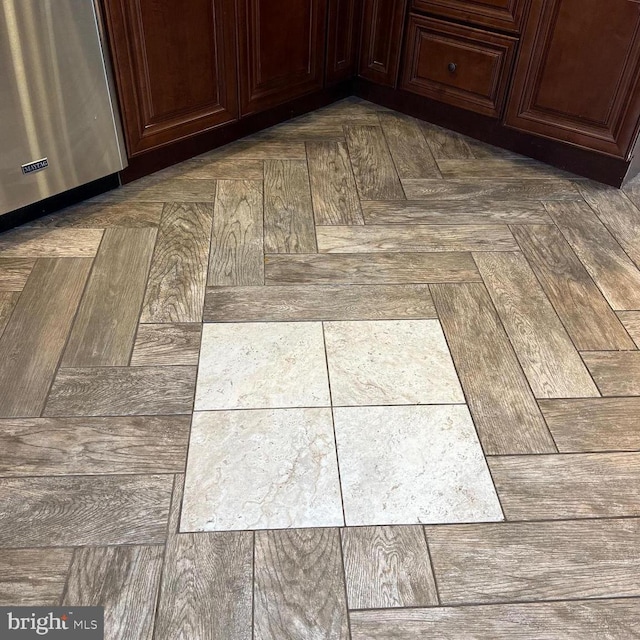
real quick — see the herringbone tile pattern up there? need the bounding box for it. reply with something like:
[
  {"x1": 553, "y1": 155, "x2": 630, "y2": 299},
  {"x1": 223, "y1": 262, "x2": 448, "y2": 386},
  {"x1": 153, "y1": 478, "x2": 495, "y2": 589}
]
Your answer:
[{"x1": 1, "y1": 97, "x2": 640, "y2": 638}]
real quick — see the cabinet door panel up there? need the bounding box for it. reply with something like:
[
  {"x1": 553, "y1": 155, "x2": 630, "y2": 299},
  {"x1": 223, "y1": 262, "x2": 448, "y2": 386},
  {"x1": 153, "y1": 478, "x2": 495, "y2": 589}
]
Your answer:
[
  {"x1": 359, "y1": 0, "x2": 409, "y2": 87},
  {"x1": 237, "y1": 0, "x2": 328, "y2": 116},
  {"x1": 327, "y1": 0, "x2": 360, "y2": 84},
  {"x1": 505, "y1": 0, "x2": 640, "y2": 157},
  {"x1": 102, "y1": 0, "x2": 238, "y2": 156},
  {"x1": 412, "y1": 0, "x2": 528, "y2": 33}
]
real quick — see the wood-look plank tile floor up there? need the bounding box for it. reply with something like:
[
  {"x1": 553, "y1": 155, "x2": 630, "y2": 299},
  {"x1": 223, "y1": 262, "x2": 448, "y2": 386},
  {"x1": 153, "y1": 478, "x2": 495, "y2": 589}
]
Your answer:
[{"x1": 1, "y1": 97, "x2": 640, "y2": 639}]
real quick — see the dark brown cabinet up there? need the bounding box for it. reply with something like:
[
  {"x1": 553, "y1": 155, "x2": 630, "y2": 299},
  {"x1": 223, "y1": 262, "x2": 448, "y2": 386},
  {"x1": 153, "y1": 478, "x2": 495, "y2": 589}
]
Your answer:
[
  {"x1": 358, "y1": 0, "x2": 408, "y2": 86},
  {"x1": 401, "y1": 15, "x2": 517, "y2": 118},
  {"x1": 326, "y1": 0, "x2": 360, "y2": 84},
  {"x1": 237, "y1": 0, "x2": 328, "y2": 116},
  {"x1": 101, "y1": 0, "x2": 640, "y2": 186},
  {"x1": 505, "y1": 0, "x2": 640, "y2": 158},
  {"x1": 102, "y1": 0, "x2": 238, "y2": 156},
  {"x1": 412, "y1": 0, "x2": 528, "y2": 33}
]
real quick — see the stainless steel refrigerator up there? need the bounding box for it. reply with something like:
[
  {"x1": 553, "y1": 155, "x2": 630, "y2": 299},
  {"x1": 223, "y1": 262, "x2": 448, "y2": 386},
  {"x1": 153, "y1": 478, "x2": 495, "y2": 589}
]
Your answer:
[{"x1": 0, "y1": 0, "x2": 127, "y2": 217}]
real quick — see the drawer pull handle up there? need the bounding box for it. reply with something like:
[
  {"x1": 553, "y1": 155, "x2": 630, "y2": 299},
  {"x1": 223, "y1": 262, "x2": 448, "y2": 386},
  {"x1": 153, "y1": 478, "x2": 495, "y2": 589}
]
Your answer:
[{"x1": 448, "y1": 62, "x2": 457, "y2": 73}]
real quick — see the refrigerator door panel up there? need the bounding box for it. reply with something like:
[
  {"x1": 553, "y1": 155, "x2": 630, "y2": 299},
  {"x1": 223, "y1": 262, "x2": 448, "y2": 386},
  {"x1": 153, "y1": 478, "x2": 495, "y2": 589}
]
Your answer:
[{"x1": 0, "y1": 0, "x2": 127, "y2": 215}]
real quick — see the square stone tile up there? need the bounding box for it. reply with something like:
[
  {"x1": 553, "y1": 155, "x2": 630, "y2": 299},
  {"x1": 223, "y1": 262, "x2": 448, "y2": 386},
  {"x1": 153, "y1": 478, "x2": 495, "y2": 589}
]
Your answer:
[
  {"x1": 195, "y1": 322, "x2": 330, "y2": 410},
  {"x1": 324, "y1": 320, "x2": 464, "y2": 406},
  {"x1": 334, "y1": 405, "x2": 503, "y2": 526},
  {"x1": 181, "y1": 408, "x2": 344, "y2": 531}
]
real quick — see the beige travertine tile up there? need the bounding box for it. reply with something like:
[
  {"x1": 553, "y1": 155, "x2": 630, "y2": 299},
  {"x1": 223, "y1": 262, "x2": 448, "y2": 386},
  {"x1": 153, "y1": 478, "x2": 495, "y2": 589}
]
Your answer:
[
  {"x1": 334, "y1": 405, "x2": 502, "y2": 526},
  {"x1": 181, "y1": 409, "x2": 343, "y2": 531},
  {"x1": 195, "y1": 322, "x2": 330, "y2": 410},
  {"x1": 324, "y1": 319, "x2": 464, "y2": 406}
]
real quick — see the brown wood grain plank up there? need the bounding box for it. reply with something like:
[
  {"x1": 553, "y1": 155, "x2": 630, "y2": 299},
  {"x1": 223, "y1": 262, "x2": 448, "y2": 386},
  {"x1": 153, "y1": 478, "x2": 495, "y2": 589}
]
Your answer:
[
  {"x1": 0, "y1": 548, "x2": 73, "y2": 605},
  {"x1": 254, "y1": 528, "x2": 349, "y2": 640},
  {"x1": 130, "y1": 324, "x2": 201, "y2": 366},
  {"x1": 539, "y1": 398, "x2": 640, "y2": 451},
  {"x1": 154, "y1": 532, "x2": 253, "y2": 640},
  {"x1": 0, "y1": 292, "x2": 19, "y2": 337},
  {"x1": 0, "y1": 416, "x2": 190, "y2": 476},
  {"x1": 437, "y1": 159, "x2": 572, "y2": 179},
  {"x1": 63, "y1": 546, "x2": 162, "y2": 640},
  {"x1": 96, "y1": 178, "x2": 217, "y2": 203},
  {"x1": 27, "y1": 202, "x2": 163, "y2": 228},
  {"x1": 62, "y1": 228, "x2": 157, "y2": 367},
  {"x1": 579, "y1": 181, "x2": 640, "y2": 266},
  {"x1": 264, "y1": 160, "x2": 317, "y2": 253},
  {"x1": 474, "y1": 252, "x2": 599, "y2": 398},
  {"x1": 306, "y1": 141, "x2": 364, "y2": 225},
  {"x1": 379, "y1": 113, "x2": 441, "y2": 179},
  {"x1": 401, "y1": 178, "x2": 580, "y2": 201},
  {"x1": 0, "y1": 475, "x2": 172, "y2": 547},
  {"x1": 155, "y1": 157, "x2": 264, "y2": 181},
  {"x1": 350, "y1": 599, "x2": 640, "y2": 639},
  {"x1": 317, "y1": 225, "x2": 518, "y2": 252},
  {"x1": 582, "y1": 351, "x2": 640, "y2": 395},
  {"x1": 618, "y1": 311, "x2": 640, "y2": 347},
  {"x1": 0, "y1": 228, "x2": 103, "y2": 257},
  {"x1": 208, "y1": 180, "x2": 264, "y2": 286},
  {"x1": 0, "y1": 259, "x2": 35, "y2": 291},
  {"x1": 141, "y1": 203, "x2": 213, "y2": 323},
  {"x1": 545, "y1": 200, "x2": 640, "y2": 310},
  {"x1": 341, "y1": 526, "x2": 438, "y2": 609},
  {"x1": 511, "y1": 224, "x2": 635, "y2": 350},
  {"x1": 0, "y1": 258, "x2": 91, "y2": 418},
  {"x1": 204, "y1": 284, "x2": 436, "y2": 322},
  {"x1": 420, "y1": 122, "x2": 474, "y2": 160},
  {"x1": 362, "y1": 200, "x2": 552, "y2": 224},
  {"x1": 425, "y1": 519, "x2": 640, "y2": 604},
  {"x1": 345, "y1": 125, "x2": 404, "y2": 200},
  {"x1": 488, "y1": 453, "x2": 640, "y2": 519},
  {"x1": 44, "y1": 366, "x2": 196, "y2": 417},
  {"x1": 203, "y1": 138, "x2": 307, "y2": 160},
  {"x1": 265, "y1": 253, "x2": 481, "y2": 285},
  {"x1": 430, "y1": 283, "x2": 556, "y2": 454}
]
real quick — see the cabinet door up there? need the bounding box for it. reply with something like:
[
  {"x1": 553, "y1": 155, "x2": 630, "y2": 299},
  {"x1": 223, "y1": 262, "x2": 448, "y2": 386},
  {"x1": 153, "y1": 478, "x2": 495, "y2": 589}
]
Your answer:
[
  {"x1": 102, "y1": 0, "x2": 238, "y2": 156},
  {"x1": 505, "y1": 0, "x2": 640, "y2": 158},
  {"x1": 237, "y1": 0, "x2": 328, "y2": 116},
  {"x1": 359, "y1": 0, "x2": 409, "y2": 86},
  {"x1": 326, "y1": 0, "x2": 360, "y2": 84},
  {"x1": 412, "y1": 0, "x2": 528, "y2": 33}
]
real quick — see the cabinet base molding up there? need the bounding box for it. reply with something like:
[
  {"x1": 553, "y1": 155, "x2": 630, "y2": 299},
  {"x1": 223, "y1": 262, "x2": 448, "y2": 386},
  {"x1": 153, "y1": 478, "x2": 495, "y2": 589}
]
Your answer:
[
  {"x1": 354, "y1": 79, "x2": 634, "y2": 188},
  {"x1": 119, "y1": 77, "x2": 636, "y2": 188},
  {"x1": 120, "y1": 82, "x2": 353, "y2": 184}
]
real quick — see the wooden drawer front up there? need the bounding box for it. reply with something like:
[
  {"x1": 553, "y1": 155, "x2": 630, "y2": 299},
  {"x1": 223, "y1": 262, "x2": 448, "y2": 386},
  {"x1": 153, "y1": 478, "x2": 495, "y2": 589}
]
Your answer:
[
  {"x1": 412, "y1": 0, "x2": 527, "y2": 33},
  {"x1": 401, "y1": 15, "x2": 518, "y2": 117}
]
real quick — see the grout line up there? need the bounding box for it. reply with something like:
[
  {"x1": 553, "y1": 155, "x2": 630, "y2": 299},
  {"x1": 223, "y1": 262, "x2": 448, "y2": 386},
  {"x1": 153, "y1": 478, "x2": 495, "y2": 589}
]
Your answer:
[
  {"x1": 337, "y1": 528, "x2": 354, "y2": 639},
  {"x1": 421, "y1": 526, "x2": 442, "y2": 606},
  {"x1": 57, "y1": 547, "x2": 76, "y2": 607},
  {"x1": 251, "y1": 530, "x2": 256, "y2": 640},
  {"x1": 322, "y1": 322, "x2": 348, "y2": 528},
  {"x1": 347, "y1": 592, "x2": 640, "y2": 613}
]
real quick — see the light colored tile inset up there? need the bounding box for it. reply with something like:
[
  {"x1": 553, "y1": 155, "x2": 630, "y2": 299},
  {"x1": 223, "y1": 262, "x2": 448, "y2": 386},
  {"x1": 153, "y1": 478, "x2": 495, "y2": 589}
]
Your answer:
[
  {"x1": 195, "y1": 322, "x2": 330, "y2": 410},
  {"x1": 334, "y1": 405, "x2": 503, "y2": 526},
  {"x1": 181, "y1": 408, "x2": 344, "y2": 531},
  {"x1": 324, "y1": 320, "x2": 464, "y2": 406}
]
